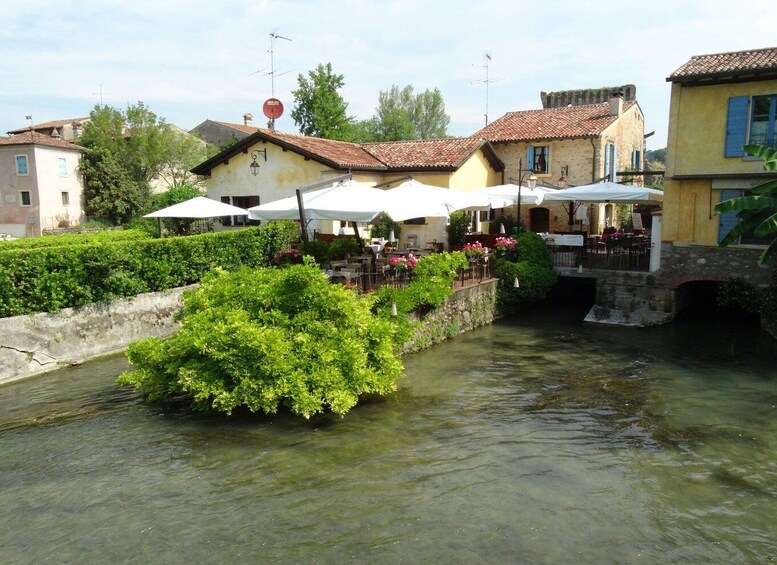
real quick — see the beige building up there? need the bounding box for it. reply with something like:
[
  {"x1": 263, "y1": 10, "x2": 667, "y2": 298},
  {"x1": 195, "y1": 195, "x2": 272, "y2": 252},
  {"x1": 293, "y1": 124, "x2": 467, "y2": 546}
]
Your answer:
[
  {"x1": 191, "y1": 125, "x2": 504, "y2": 248},
  {"x1": 475, "y1": 90, "x2": 646, "y2": 234},
  {"x1": 0, "y1": 131, "x2": 85, "y2": 237}
]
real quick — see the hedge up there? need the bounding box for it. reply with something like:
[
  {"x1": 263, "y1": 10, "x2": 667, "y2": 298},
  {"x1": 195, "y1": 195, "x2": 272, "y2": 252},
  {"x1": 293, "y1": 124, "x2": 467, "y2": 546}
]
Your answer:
[
  {"x1": 0, "y1": 229, "x2": 151, "y2": 251},
  {"x1": 0, "y1": 222, "x2": 298, "y2": 318}
]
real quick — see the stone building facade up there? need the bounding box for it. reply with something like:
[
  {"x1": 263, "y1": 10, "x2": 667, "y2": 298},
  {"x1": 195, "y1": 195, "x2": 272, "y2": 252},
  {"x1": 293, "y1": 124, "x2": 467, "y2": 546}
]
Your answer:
[{"x1": 475, "y1": 91, "x2": 646, "y2": 234}]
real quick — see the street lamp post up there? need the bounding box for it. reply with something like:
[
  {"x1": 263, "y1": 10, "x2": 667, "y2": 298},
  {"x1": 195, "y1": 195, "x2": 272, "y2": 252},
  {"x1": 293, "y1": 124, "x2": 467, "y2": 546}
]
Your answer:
[{"x1": 513, "y1": 158, "x2": 537, "y2": 234}]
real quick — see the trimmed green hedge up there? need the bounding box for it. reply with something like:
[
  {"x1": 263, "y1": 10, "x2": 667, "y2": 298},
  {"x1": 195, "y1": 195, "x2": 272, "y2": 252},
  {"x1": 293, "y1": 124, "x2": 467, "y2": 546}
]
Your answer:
[
  {"x1": 0, "y1": 223, "x2": 297, "y2": 318},
  {"x1": 0, "y1": 229, "x2": 151, "y2": 250}
]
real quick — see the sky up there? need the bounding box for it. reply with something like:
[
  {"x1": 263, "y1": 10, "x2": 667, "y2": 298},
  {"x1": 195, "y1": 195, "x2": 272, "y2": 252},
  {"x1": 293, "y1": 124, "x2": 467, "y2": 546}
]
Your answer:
[{"x1": 2, "y1": 0, "x2": 777, "y2": 153}]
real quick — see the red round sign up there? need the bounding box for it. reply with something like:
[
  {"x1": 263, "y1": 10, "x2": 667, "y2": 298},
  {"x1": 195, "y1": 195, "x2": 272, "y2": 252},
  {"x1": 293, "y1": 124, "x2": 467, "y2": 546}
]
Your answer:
[{"x1": 263, "y1": 98, "x2": 284, "y2": 120}]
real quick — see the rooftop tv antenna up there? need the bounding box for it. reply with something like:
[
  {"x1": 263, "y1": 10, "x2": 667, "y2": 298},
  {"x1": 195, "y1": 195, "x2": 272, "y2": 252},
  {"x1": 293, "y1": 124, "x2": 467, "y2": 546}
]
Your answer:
[
  {"x1": 268, "y1": 33, "x2": 292, "y2": 98},
  {"x1": 471, "y1": 53, "x2": 497, "y2": 126}
]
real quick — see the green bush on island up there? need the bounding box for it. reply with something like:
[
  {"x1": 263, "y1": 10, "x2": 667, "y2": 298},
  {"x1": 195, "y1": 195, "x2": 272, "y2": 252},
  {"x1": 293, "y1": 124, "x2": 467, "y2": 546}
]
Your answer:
[
  {"x1": 119, "y1": 263, "x2": 403, "y2": 418},
  {"x1": 493, "y1": 232, "x2": 557, "y2": 313},
  {"x1": 0, "y1": 222, "x2": 297, "y2": 318}
]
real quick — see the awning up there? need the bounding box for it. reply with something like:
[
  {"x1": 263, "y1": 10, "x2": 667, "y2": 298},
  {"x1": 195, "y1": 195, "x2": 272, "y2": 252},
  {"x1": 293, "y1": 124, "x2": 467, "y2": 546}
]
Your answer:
[
  {"x1": 144, "y1": 196, "x2": 248, "y2": 218},
  {"x1": 541, "y1": 182, "x2": 663, "y2": 204}
]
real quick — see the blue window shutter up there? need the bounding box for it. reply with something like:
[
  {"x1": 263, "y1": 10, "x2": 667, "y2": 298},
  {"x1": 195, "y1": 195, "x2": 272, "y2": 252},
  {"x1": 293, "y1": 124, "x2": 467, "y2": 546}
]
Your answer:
[
  {"x1": 725, "y1": 96, "x2": 749, "y2": 157},
  {"x1": 613, "y1": 145, "x2": 618, "y2": 180},
  {"x1": 527, "y1": 146, "x2": 534, "y2": 172},
  {"x1": 604, "y1": 144, "x2": 611, "y2": 180},
  {"x1": 718, "y1": 189, "x2": 741, "y2": 243}
]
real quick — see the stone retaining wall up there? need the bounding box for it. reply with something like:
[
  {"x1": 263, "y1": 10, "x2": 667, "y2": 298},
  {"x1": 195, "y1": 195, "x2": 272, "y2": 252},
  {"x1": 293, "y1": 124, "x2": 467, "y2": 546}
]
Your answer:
[
  {"x1": 402, "y1": 280, "x2": 500, "y2": 354},
  {"x1": 1, "y1": 280, "x2": 502, "y2": 386},
  {"x1": 0, "y1": 286, "x2": 193, "y2": 386}
]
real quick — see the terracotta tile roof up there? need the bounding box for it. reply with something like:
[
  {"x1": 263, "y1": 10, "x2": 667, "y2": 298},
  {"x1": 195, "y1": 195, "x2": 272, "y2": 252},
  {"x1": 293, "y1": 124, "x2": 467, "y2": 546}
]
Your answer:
[
  {"x1": 362, "y1": 137, "x2": 489, "y2": 169},
  {"x1": 475, "y1": 101, "x2": 635, "y2": 142},
  {"x1": 7, "y1": 117, "x2": 89, "y2": 135},
  {"x1": 0, "y1": 131, "x2": 84, "y2": 151},
  {"x1": 192, "y1": 126, "x2": 503, "y2": 175},
  {"x1": 255, "y1": 129, "x2": 385, "y2": 169},
  {"x1": 668, "y1": 47, "x2": 777, "y2": 82}
]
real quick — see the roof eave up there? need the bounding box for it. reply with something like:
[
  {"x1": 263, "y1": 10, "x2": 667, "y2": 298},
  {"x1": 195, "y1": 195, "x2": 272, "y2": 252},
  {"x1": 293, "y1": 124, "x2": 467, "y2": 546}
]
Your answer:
[{"x1": 667, "y1": 70, "x2": 777, "y2": 85}]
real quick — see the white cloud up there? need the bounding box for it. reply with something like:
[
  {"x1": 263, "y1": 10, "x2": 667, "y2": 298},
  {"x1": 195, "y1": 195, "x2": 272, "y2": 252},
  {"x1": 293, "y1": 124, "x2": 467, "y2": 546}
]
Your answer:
[{"x1": 2, "y1": 0, "x2": 777, "y2": 148}]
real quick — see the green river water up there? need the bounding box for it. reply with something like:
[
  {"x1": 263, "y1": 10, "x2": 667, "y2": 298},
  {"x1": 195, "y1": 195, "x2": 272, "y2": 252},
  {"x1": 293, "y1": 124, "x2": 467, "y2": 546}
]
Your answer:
[{"x1": 1, "y1": 304, "x2": 776, "y2": 563}]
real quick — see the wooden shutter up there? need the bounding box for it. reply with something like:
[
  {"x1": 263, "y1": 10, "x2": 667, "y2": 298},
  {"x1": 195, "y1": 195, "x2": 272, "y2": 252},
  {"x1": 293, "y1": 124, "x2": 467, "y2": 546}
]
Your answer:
[
  {"x1": 604, "y1": 144, "x2": 611, "y2": 180},
  {"x1": 527, "y1": 146, "x2": 535, "y2": 173},
  {"x1": 718, "y1": 189, "x2": 741, "y2": 243},
  {"x1": 724, "y1": 96, "x2": 749, "y2": 158}
]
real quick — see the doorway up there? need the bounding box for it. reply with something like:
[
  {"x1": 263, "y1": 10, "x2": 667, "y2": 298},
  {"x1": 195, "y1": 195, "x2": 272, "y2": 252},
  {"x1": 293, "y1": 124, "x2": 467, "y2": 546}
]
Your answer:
[{"x1": 530, "y1": 207, "x2": 550, "y2": 233}]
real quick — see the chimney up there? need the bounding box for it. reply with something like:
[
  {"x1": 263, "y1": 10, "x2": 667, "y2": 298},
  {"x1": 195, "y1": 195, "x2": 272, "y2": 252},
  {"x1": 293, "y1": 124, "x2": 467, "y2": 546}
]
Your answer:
[
  {"x1": 609, "y1": 91, "x2": 624, "y2": 117},
  {"x1": 243, "y1": 113, "x2": 253, "y2": 127},
  {"x1": 51, "y1": 128, "x2": 61, "y2": 139}
]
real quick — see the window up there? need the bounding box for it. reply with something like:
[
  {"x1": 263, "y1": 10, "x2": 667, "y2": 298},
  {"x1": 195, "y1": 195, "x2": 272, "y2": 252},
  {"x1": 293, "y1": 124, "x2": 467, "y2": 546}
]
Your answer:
[
  {"x1": 750, "y1": 94, "x2": 777, "y2": 147},
  {"x1": 528, "y1": 145, "x2": 549, "y2": 174},
  {"x1": 20, "y1": 191, "x2": 32, "y2": 206},
  {"x1": 631, "y1": 149, "x2": 642, "y2": 170},
  {"x1": 725, "y1": 94, "x2": 777, "y2": 157},
  {"x1": 222, "y1": 195, "x2": 260, "y2": 226},
  {"x1": 58, "y1": 158, "x2": 67, "y2": 176},
  {"x1": 61, "y1": 191, "x2": 70, "y2": 206},
  {"x1": 16, "y1": 155, "x2": 28, "y2": 175},
  {"x1": 604, "y1": 143, "x2": 617, "y2": 180}
]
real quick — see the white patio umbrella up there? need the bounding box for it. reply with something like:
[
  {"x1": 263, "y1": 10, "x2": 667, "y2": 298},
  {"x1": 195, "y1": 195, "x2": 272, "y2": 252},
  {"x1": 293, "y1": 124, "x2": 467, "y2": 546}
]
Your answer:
[
  {"x1": 541, "y1": 182, "x2": 663, "y2": 204},
  {"x1": 467, "y1": 183, "x2": 549, "y2": 207},
  {"x1": 144, "y1": 196, "x2": 248, "y2": 218},
  {"x1": 382, "y1": 179, "x2": 484, "y2": 221},
  {"x1": 248, "y1": 180, "x2": 389, "y2": 222}
]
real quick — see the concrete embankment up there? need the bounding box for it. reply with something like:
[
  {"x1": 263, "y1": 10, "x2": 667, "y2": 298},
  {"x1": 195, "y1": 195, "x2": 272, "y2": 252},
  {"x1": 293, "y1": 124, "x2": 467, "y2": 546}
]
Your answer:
[{"x1": 1, "y1": 280, "x2": 501, "y2": 386}]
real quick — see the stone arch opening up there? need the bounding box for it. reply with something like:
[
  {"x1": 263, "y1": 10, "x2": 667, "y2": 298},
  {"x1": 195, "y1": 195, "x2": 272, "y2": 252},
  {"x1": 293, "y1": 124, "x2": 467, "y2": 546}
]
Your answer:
[{"x1": 674, "y1": 280, "x2": 760, "y2": 326}]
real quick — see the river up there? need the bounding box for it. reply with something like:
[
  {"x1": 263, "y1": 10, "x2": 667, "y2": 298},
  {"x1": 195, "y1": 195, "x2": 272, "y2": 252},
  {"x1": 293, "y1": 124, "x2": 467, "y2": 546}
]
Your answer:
[{"x1": 1, "y1": 304, "x2": 776, "y2": 563}]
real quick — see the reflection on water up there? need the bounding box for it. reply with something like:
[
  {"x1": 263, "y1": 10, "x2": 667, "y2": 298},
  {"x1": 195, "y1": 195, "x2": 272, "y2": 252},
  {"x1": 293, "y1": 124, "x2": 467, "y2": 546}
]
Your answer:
[{"x1": 1, "y1": 306, "x2": 776, "y2": 563}]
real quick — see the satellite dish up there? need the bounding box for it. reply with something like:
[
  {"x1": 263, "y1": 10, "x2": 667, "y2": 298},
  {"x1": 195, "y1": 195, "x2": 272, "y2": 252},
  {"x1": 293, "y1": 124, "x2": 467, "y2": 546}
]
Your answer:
[{"x1": 263, "y1": 98, "x2": 284, "y2": 120}]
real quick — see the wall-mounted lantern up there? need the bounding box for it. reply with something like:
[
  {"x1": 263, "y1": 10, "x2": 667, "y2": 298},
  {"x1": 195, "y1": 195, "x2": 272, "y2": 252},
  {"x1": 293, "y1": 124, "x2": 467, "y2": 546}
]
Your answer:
[{"x1": 249, "y1": 148, "x2": 267, "y2": 176}]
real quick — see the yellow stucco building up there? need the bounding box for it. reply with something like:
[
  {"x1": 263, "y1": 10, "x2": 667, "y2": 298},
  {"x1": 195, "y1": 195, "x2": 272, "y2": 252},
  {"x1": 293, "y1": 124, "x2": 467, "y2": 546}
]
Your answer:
[
  {"x1": 664, "y1": 47, "x2": 777, "y2": 247},
  {"x1": 191, "y1": 126, "x2": 504, "y2": 249}
]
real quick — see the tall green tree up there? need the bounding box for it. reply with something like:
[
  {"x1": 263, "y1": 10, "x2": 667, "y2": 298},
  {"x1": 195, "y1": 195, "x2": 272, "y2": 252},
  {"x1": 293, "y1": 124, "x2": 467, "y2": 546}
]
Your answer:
[
  {"x1": 715, "y1": 144, "x2": 777, "y2": 264},
  {"x1": 79, "y1": 146, "x2": 149, "y2": 224},
  {"x1": 291, "y1": 63, "x2": 353, "y2": 140},
  {"x1": 78, "y1": 102, "x2": 207, "y2": 223},
  {"x1": 372, "y1": 84, "x2": 450, "y2": 140}
]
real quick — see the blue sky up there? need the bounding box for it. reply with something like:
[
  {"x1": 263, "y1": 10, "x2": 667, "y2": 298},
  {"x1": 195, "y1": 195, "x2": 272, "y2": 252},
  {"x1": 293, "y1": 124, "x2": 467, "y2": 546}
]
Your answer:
[{"x1": 2, "y1": 0, "x2": 776, "y2": 152}]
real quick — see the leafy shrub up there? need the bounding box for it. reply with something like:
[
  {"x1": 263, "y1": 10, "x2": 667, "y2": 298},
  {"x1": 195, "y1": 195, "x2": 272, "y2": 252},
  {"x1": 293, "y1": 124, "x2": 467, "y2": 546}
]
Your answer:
[
  {"x1": 0, "y1": 229, "x2": 150, "y2": 250},
  {"x1": 371, "y1": 213, "x2": 401, "y2": 240},
  {"x1": 446, "y1": 211, "x2": 470, "y2": 249},
  {"x1": 0, "y1": 223, "x2": 297, "y2": 318},
  {"x1": 494, "y1": 232, "x2": 557, "y2": 313},
  {"x1": 328, "y1": 238, "x2": 361, "y2": 260},
  {"x1": 300, "y1": 240, "x2": 330, "y2": 265},
  {"x1": 371, "y1": 251, "x2": 468, "y2": 342},
  {"x1": 119, "y1": 264, "x2": 403, "y2": 418}
]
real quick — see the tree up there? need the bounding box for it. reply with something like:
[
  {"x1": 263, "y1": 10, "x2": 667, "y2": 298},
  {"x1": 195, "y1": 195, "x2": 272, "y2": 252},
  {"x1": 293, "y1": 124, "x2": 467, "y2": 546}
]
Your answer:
[
  {"x1": 78, "y1": 102, "x2": 208, "y2": 223},
  {"x1": 413, "y1": 87, "x2": 450, "y2": 139},
  {"x1": 715, "y1": 144, "x2": 777, "y2": 264},
  {"x1": 155, "y1": 129, "x2": 207, "y2": 190},
  {"x1": 291, "y1": 63, "x2": 353, "y2": 140},
  {"x1": 80, "y1": 146, "x2": 149, "y2": 224},
  {"x1": 372, "y1": 84, "x2": 450, "y2": 141}
]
